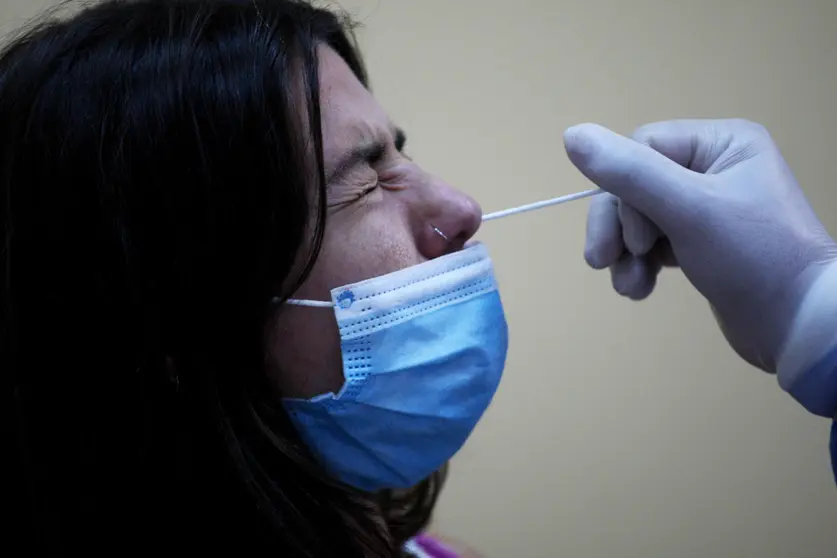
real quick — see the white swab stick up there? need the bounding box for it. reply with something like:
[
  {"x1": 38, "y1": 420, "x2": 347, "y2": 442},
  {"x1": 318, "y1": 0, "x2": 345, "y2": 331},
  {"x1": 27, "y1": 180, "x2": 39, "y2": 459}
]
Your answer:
[{"x1": 482, "y1": 188, "x2": 603, "y2": 222}]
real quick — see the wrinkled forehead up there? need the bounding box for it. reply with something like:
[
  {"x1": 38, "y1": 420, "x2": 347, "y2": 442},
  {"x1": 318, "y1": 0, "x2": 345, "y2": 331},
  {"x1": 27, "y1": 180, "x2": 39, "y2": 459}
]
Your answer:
[{"x1": 317, "y1": 45, "x2": 393, "y2": 176}]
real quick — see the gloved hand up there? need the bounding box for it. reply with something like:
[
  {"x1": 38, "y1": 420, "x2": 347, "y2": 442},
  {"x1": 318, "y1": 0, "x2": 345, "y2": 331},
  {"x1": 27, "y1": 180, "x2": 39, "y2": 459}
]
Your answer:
[{"x1": 564, "y1": 119, "x2": 837, "y2": 418}]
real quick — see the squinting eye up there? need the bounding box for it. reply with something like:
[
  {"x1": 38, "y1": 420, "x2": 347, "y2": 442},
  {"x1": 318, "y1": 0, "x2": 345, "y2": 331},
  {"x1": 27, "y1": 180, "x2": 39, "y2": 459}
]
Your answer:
[{"x1": 366, "y1": 145, "x2": 386, "y2": 166}]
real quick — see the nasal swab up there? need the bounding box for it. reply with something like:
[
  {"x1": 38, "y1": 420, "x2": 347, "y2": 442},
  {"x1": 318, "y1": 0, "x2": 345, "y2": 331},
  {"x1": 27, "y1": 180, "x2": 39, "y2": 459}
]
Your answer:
[
  {"x1": 282, "y1": 188, "x2": 603, "y2": 309},
  {"x1": 482, "y1": 188, "x2": 603, "y2": 222}
]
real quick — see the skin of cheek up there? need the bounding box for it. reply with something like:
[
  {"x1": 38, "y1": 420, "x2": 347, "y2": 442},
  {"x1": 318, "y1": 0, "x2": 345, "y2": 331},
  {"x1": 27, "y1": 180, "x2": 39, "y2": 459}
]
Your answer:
[{"x1": 266, "y1": 195, "x2": 422, "y2": 399}]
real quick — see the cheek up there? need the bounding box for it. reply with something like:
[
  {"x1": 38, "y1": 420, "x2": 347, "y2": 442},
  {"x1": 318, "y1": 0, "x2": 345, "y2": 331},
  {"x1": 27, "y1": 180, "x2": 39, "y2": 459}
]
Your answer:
[
  {"x1": 266, "y1": 198, "x2": 423, "y2": 399},
  {"x1": 320, "y1": 205, "x2": 421, "y2": 287},
  {"x1": 266, "y1": 307, "x2": 345, "y2": 399}
]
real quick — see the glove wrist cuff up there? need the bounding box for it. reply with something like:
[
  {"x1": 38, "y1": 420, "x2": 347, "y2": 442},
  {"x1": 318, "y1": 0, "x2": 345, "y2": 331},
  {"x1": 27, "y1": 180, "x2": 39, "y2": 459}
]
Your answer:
[{"x1": 776, "y1": 259, "x2": 837, "y2": 417}]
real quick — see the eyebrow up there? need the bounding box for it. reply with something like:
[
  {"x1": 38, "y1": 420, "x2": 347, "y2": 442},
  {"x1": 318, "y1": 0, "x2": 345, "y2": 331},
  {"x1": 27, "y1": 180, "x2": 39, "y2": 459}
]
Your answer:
[{"x1": 326, "y1": 127, "x2": 407, "y2": 183}]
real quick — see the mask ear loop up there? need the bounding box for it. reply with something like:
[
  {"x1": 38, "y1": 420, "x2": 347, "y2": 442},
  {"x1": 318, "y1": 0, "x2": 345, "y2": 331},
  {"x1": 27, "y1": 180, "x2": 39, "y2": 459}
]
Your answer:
[
  {"x1": 286, "y1": 299, "x2": 333, "y2": 308},
  {"x1": 272, "y1": 296, "x2": 333, "y2": 308}
]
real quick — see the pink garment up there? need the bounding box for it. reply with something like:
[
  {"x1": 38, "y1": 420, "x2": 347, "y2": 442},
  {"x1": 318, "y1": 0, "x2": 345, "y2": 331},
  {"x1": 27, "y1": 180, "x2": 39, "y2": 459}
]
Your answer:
[{"x1": 405, "y1": 534, "x2": 460, "y2": 558}]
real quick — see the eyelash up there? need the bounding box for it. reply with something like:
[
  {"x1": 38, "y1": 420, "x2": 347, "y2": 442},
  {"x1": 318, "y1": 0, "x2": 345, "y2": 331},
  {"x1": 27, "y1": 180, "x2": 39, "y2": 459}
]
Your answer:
[{"x1": 367, "y1": 140, "x2": 407, "y2": 165}]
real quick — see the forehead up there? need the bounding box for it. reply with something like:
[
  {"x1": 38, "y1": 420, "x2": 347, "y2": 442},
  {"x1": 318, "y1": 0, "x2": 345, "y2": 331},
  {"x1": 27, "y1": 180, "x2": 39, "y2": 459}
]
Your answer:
[{"x1": 318, "y1": 46, "x2": 391, "y2": 168}]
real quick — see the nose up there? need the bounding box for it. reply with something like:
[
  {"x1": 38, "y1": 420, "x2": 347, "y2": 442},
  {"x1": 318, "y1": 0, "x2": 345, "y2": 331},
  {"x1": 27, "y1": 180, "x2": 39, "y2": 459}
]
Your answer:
[{"x1": 413, "y1": 173, "x2": 482, "y2": 259}]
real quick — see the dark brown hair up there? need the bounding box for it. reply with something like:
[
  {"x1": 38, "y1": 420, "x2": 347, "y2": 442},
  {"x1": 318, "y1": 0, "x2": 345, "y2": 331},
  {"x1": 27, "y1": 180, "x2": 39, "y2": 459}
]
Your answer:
[{"x1": 1, "y1": 1, "x2": 444, "y2": 555}]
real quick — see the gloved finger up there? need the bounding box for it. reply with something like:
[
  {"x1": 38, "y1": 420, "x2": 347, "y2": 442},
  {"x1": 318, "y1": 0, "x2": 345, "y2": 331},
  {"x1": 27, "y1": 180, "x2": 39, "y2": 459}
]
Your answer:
[
  {"x1": 585, "y1": 192, "x2": 623, "y2": 269},
  {"x1": 618, "y1": 201, "x2": 661, "y2": 256},
  {"x1": 610, "y1": 252, "x2": 661, "y2": 301},
  {"x1": 563, "y1": 123, "x2": 702, "y2": 229},
  {"x1": 632, "y1": 119, "x2": 771, "y2": 174}
]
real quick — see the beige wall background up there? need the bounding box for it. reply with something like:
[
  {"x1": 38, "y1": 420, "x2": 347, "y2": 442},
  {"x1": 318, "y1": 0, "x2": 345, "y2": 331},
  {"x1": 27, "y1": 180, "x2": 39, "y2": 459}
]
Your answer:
[{"x1": 3, "y1": 1, "x2": 836, "y2": 556}]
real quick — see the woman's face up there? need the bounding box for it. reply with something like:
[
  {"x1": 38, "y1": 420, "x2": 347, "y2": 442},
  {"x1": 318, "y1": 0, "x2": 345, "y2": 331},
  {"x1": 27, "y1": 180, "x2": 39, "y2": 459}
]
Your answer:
[{"x1": 267, "y1": 46, "x2": 482, "y2": 398}]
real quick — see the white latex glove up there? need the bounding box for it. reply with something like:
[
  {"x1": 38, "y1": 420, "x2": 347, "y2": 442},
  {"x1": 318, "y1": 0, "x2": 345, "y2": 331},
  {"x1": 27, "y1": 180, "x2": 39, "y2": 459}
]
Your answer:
[{"x1": 565, "y1": 119, "x2": 837, "y2": 418}]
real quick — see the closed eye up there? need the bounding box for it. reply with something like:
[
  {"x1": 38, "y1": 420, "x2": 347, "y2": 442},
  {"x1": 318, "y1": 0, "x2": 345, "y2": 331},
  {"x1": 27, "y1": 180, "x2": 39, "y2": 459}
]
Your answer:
[
  {"x1": 362, "y1": 128, "x2": 408, "y2": 169},
  {"x1": 364, "y1": 143, "x2": 386, "y2": 166},
  {"x1": 362, "y1": 181, "x2": 378, "y2": 195}
]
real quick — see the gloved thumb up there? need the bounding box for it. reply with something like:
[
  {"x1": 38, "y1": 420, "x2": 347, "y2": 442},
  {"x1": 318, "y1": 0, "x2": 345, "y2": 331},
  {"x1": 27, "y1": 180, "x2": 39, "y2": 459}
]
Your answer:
[{"x1": 564, "y1": 123, "x2": 701, "y2": 229}]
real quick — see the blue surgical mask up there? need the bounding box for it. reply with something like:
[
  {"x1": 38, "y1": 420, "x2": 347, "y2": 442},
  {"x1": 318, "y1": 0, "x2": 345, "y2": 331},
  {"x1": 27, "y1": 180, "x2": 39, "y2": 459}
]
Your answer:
[{"x1": 282, "y1": 242, "x2": 508, "y2": 492}]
